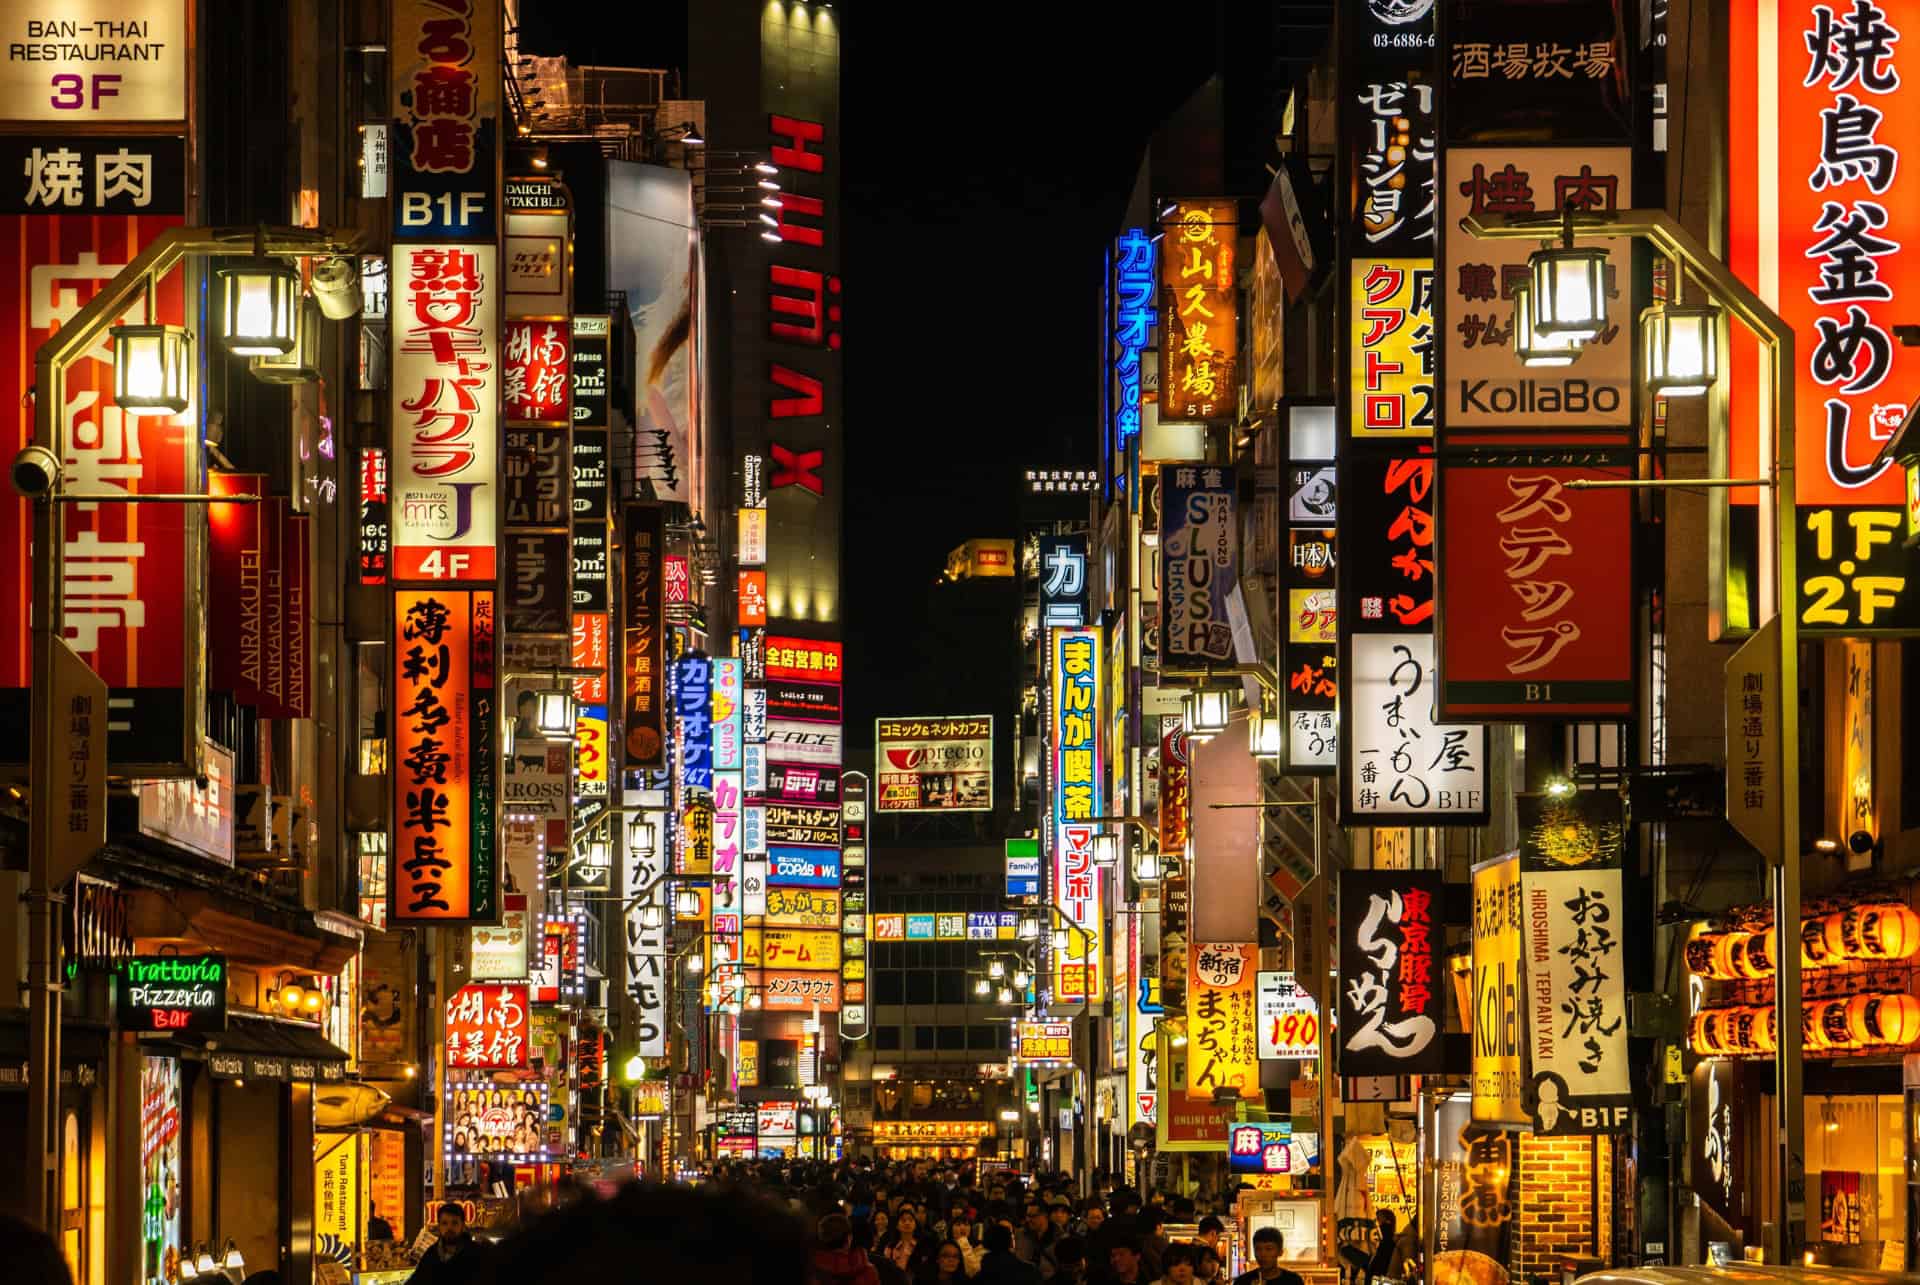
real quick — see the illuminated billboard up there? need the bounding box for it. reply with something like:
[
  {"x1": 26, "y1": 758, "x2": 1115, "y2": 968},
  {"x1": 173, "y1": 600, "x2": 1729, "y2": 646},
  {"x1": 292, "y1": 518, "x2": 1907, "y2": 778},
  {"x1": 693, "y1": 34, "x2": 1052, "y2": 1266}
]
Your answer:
[
  {"x1": 874, "y1": 716, "x2": 993, "y2": 812},
  {"x1": 1050, "y1": 627, "x2": 1103, "y2": 1005}
]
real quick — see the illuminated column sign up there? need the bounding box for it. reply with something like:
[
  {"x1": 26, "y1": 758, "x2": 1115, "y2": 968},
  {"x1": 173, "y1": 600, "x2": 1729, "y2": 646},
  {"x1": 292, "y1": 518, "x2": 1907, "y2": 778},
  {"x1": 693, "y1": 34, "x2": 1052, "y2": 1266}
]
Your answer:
[
  {"x1": 1112, "y1": 228, "x2": 1154, "y2": 458},
  {"x1": 1050, "y1": 626, "x2": 1104, "y2": 1006},
  {"x1": 1726, "y1": 0, "x2": 1920, "y2": 632}
]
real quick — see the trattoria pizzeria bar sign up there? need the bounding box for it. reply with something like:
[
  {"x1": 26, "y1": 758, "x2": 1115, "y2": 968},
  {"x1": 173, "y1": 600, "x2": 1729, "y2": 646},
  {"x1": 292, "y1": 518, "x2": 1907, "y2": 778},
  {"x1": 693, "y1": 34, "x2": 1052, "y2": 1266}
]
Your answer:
[{"x1": 117, "y1": 954, "x2": 227, "y2": 1033}]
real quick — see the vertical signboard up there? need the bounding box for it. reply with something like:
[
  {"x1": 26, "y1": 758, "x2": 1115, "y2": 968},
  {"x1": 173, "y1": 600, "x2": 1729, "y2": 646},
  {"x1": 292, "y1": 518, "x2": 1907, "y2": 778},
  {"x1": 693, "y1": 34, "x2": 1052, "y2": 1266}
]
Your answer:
[
  {"x1": 392, "y1": 0, "x2": 498, "y2": 243},
  {"x1": 390, "y1": 244, "x2": 500, "y2": 582},
  {"x1": 1438, "y1": 453, "x2": 1636, "y2": 717},
  {"x1": 1519, "y1": 861, "x2": 1630, "y2": 1134},
  {"x1": 1186, "y1": 942, "x2": 1260, "y2": 1102},
  {"x1": 1158, "y1": 201, "x2": 1239, "y2": 421},
  {"x1": 840, "y1": 770, "x2": 869, "y2": 1040},
  {"x1": 1470, "y1": 851, "x2": 1525, "y2": 1125},
  {"x1": 1336, "y1": 869, "x2": 1445, "y2": 1076},
  {"x1": 0, "y1": 150, "x2": 193, "y2": 766},
  {"x1": 626, "y1": 803, "x2": 668, "y2": 1059},
  {"x1": 1282, "y1": 406, "x2": 1339, "y2": 771},
  {"x1": 1726, "y1": 0, "x2": 1920, "y2": 634},
  {"x1": 623, "y1": 506, "x2": 665, "y2": 768},
  {"x1": 392, "y1": 589, "x2": 497, "y2": 922},
  {"x1": 1050, "y1": 626, "x2": 1104, "y2": 1006},
  {"x1": 1112, "y1": 228, "x2": 1154, "y2": 457},
  {"x1": 1039, "y1": 533, "x2": 1090, "y2": 630},
  {"x1": 1160, "y1": 465, "x2": 1237, "y2": 671},
  {"x1": 1341, "y1": 453, "x2": 1488, "y2": 820}
]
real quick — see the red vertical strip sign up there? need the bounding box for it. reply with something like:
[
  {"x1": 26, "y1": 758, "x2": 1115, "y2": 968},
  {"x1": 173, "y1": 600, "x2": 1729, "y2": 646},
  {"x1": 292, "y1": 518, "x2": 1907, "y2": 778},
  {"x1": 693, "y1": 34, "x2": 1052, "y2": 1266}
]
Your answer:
[
  {"x1": 259, "y1": 496, "x2": 288, "y2": 719},
  {"x1": 207, "y1": 473, "x2": 267, "y2": 705},
  {"x1": 393, "y1": 589, "x2": 476, "y2": 922},
  {"x1": 284, "y1": 512, "x2": 311, "y2": 719}
]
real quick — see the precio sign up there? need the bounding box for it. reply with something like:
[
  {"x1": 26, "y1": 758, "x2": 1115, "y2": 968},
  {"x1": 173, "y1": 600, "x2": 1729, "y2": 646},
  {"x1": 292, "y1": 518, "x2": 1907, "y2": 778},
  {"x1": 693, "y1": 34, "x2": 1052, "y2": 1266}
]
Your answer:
[{"x1": 117, "y1": 954, "x2": 227, "y2": 1033}]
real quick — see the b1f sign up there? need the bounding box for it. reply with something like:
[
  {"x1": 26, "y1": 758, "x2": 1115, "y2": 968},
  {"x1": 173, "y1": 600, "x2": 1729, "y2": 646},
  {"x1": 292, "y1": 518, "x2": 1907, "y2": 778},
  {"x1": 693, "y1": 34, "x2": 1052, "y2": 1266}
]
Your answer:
[{"x1": 0, "y1": 3, "x2": 187, "y2": 122}]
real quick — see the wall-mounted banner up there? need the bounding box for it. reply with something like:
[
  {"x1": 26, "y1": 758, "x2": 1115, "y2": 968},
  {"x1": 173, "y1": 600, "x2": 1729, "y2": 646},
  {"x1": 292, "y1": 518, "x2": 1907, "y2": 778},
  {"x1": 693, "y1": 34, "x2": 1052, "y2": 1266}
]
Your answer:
[
  {"x1": 505, "y1": 530, "x2": 569, "y2": 634},
  {"x1": 1438, "y1": 452, "x2": 1635, "y2": 717},
  {"x1": 841, "y1": 769, "x2": 869, "y2": 1037},
  {"x1": 1337, "y1": 870, "x2": 1445, "y2": 1076},
  {"x1": 1348, "y1": 79, "x2": 1436, "y2": 254},
  {"x1": 1520, "y1": 866, "x2": 1630, "y2": 1134},
  {"x1": 1160, "y1": 465, "x2": 1237, "y2": 669},
  {"x1": 1441, "y1": 147, "x2": 1633, "y2": 433},
  {"x1": 1186, "y1": 942, "x2": 1261, "y2": 1102},
  {"x1": 1689, "y1": 1057, "x2": 1746, "y2": 1235},
  {"x1": 393, "y1": 589, "x2": 497, "y2": 922},
  {"x1": 1051, "y1": 627, "x2": 1105, "y2": 1005},
  {"x1": 1471, "y1": 852, "x2": 1527, "y2": 1125},
  {"x1": 1725, "y1": 0, "x2": 1920, "y2": 635},
  {"x1": 504, "y1": 426, "x2": 569, "y2": 526},
  {"x1": 503, "y1": 319, "x2": 571, "y2": 425},
  {"x1": 444, "y1": 983, "x2": 528, "y2": 1070},
  {"x1": 1039, "y1": 533, "x2": 1090, "y2": 629},
  {"x1": 391, "y1": 244, "x2": 500, "y2": 581},
  {"x1": 1113, "y1": 228, "x2": 1155, "y2": 453},
  {"x1": 1159, "y1": 201, "x2": 1240, "y2": 421},
  {"x1": 622, "y1": 506, "x2": 664, "y2": 768},
  {"x1": 874, "y1": 715, "x2": 993, "y2": 812},
  {"x1": 712, "y1": 658, "x2": 744, "y2": 772}
]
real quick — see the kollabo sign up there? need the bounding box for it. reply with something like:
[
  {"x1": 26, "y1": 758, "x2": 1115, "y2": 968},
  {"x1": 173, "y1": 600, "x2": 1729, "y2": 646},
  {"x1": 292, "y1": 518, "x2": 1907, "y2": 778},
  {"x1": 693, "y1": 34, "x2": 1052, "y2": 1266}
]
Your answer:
[
  {"x1": 1471, "y1": 852, "x2": 1526, "y2": 1125},
  {"x1": 118, "y1": 955, "x2": 227, "y2": 1033}
]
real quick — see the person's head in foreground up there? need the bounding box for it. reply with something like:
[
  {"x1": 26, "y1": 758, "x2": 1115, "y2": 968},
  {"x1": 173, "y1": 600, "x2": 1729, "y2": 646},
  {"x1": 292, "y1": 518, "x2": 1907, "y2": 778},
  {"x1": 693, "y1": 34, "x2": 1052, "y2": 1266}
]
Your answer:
[{"x1": 490, "y1": 1181, "x2": 808, "y2": 1285}]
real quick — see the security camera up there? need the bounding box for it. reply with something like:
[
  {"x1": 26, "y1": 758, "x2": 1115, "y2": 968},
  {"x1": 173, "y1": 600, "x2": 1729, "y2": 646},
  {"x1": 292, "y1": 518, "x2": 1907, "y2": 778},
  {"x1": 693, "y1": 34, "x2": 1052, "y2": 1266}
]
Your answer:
[
  {"x1": 1848, "y1": 830, "x2": 1876, "y2": 856},
  {"x1": 10, "y1": 445, "x2": 60, "y2": 498},
  {"x1": 309, "y1": 256, "x2": 363, "y2": 321}
]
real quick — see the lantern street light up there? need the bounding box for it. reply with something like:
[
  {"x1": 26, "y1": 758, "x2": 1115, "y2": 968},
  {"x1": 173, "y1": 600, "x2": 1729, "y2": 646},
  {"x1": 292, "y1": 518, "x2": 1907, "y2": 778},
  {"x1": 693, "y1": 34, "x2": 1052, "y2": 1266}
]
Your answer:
[
  {"x1": 637, "y1": 902, "x2": 666, "y2": 932},
  {"x1": 1018, "y1": 915, "x2": 1041, "y2": 941},
  {"x1": 1182, "y1": 687, "x2": 1233, "y2": 740},
  {"x1": 1512, "y1": 281, "x2": 1583, "y2": 368},
  {"x1": 674, "y1": 887, "x2": 703, "y2": 919},
  {"x1": 1468, "y1": 203, "x2": 1801, "y2": 1267},
  {"x1": 534, "y1": 689, "x2": 576, "y2": 737},
  {"x1": 1642, "y1": 297, "x2": 1722, "y2": 398},
  {"x1": 250, "y1": 296, "x2": 323, "y2": 384},
  {"x1": 217, "y1": 255, "x2": 303, "y2": 355},
  {"x1": 988, "y1": 958, "x2": 1006, "y2": 980},
  {"x1": 1249, "y1": 707, "x2": 1283, "y2": 762},
  {"x1": 1091, "y1": 829, "x2": 1121, "y2": 868},
  {"x1": 1526, "y1": 218, "x2": 1610, "y2": 340},
  {"x1": 110, "y1": 323, "x2": 194, "y2": 412},
  {"x1": 1133, "y1": 846, "x2": 1163, "y2": 885}
]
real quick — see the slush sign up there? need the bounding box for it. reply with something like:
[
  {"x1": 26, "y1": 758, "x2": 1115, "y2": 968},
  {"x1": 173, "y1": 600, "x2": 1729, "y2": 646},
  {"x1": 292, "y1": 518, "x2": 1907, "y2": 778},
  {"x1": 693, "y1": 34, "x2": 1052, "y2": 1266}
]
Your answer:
[{"x1": 118, "y1": 954, "x2": 227, "y2": 1033}]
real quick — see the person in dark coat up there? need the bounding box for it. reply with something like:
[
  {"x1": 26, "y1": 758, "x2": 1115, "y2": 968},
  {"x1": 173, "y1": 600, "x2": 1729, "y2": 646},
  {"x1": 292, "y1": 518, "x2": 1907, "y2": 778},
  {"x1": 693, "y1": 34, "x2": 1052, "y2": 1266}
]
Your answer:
[
  {"x1": 406, "y1": 1204, "x2": 490, "y2": 1285},
  {"x1": 974, "y1": 1223, "x2": 1043, "y2": 1285}
]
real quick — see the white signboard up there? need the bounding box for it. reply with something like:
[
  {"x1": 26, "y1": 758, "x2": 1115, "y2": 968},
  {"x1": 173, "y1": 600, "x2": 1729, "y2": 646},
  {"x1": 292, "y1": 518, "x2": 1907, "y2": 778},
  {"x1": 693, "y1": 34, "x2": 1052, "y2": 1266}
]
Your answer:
[
  {"x1": 390, "y1": 243, "x2": 499, "y2": 582},
  {"x1": 624, "y1": 806, "x2": 668, "y2": 1058},
  {"x1": 470, "y1": 898, "x2": 530, "y2": 980},
  {"x1": 1348, "y1": 633, "x2": 1486, "y2": 817},
  {"x1": 1256, "y1": 971, "x2": 1320, "y2": 1061},
  {"x1": 136, "y1": 743, "x2": 233, "y2": 867},
  {"x1": 0, "y1": 2, "x2": 187, "y2": 122},
  {"x1": 1521, "y1": 867, "x2": 1631, "y2": 1134}
]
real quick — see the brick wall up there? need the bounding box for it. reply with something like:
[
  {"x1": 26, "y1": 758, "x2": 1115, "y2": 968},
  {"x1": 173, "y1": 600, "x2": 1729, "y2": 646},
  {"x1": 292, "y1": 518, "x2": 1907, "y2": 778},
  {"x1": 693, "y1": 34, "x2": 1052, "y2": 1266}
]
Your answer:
[{"x1": 1515, "y1": 1134, "x2": 1613, "y2": 1281}]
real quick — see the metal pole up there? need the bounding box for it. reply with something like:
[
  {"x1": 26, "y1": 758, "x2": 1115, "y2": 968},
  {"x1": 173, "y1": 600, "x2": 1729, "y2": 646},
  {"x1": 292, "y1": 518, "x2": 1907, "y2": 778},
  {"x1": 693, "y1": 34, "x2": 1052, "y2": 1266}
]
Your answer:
[{"x1": 1461, "y1": 206, "x2": 1802, "y2": 1261}]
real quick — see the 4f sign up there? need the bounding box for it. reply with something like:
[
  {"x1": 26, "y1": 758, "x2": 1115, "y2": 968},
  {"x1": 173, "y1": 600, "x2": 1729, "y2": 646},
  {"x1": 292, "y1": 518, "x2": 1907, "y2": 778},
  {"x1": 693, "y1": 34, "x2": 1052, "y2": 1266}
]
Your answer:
[{"x1": 2, "y1": 4, "x2": 188, "y2": 122}]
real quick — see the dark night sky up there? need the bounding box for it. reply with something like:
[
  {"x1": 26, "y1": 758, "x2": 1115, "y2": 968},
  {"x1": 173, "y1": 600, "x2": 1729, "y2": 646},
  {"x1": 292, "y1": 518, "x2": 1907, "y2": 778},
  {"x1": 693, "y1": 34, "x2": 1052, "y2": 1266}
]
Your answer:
[{"x1": 527, "y1": 4, "x2": 1219, "y2": 736}]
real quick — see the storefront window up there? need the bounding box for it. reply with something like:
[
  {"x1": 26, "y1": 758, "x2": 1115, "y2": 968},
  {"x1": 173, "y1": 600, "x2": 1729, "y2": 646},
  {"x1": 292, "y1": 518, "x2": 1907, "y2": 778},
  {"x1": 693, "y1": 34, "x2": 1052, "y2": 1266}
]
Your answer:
[{"x1": 1807, "y1": 1094, "x2": 1907, "y2": 1268}]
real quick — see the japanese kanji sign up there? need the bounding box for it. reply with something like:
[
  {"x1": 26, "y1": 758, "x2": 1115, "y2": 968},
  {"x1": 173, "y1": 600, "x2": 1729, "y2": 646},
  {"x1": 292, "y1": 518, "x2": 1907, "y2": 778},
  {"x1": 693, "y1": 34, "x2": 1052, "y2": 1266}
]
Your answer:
[
  {"x1": 1159, "y1": 200, "x2": 1239, "y2": 421},
  {"x1": 392, "y1": 589, "x2": 497, "y2": 922},
  {"x1": 1350, "y1": 260, "x2": 1435, "y2": 438},
  {"x1": 623, "y1": 505, "x2": 664, "y2": 768},
  {"x1": 1727, "y1": 0, "x2": 1920, "y2": 635},
  {"x1": 1017, "y1": 1021, "x2": 1074, "y2": 1065},
  {"x1": 1051, "y1": 626, "x2": 1105, "y2": 1006},
  {"x1": 392, "y1": 0, "x2": 499, "y2": 240},
  {"x1": 444, "y1": 983, "x2": 528, "y2": 1069},
  {"x1": 503, "y1": 319, "x2": 571, "y2": 425},
  {"x1": 1444, "y1": 4, "x2": 1632, "y2": 143},
  {"x1": 1349, "y1": 81, "x2": 1437, "y2": 253},
  {"x1": 1112, "y1": 228, "x2": 1154, "y2": 454},
  {"x1": 1520, "y1": 867, "x2": 1630, "y2": 1134},
  {"x1": 765, "y1": 636, "x2": 843, "y2": 684},
  {"x1": 390, "y1": 243, "x2": 499, "y2": 582},
  {"x1": 1160, "y1": 464, "x2": 1237, "y2": 668},
  {"x1": 1437, "y1": 453, "x2": 1636, "y2": 717},
  {"x1": 1441, "y1": 147, "x2": 1633, "y2": 431},
  {"x1": 1186, "y1": 942, "x2": 1260, "y2": 1103},
  {"x1": 1337, "y1": 870, "x2": 1445, "y2": 1076},
  {"x1": 1039, "y1": 533, "x2": 1090, "y2": 629},
  {"x1": 625, "y1": 803, "x2": 669, "y2": 1059},
  {"x1": 874, "y1": 715, "x2": 993, "y2": 812}
]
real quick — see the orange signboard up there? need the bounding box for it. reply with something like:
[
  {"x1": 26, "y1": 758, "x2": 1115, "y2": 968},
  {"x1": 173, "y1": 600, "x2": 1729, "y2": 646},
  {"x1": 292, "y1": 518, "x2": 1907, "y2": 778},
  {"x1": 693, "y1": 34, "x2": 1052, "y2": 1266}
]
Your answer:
[
  {"x1": 1159, "y1": 200, "x2": 1239, "y2": 421},
  {"x1": 738, "y1": 570, "x2": 768, "y2": 626},
  {"x1": 392, "y1": 589, "x2": 496, "y2": 922}
]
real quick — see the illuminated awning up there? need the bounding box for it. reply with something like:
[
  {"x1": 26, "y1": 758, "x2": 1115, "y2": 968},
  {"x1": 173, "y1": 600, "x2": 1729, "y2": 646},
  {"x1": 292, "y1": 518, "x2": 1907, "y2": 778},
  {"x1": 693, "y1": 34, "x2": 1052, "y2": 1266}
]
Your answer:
[{"x1": 176, "y1": 1014, "x2": 351, "y2": 1083}]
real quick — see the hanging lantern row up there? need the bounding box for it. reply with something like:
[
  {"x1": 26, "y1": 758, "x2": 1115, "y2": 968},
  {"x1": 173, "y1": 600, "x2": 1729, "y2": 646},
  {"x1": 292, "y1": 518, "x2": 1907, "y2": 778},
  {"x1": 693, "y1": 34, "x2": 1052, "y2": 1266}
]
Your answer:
[
  {"x1": 1690, "y1": 992, "x2": 1920, "y2": 1058},
  {"x1": 1683, "y1": 902, "x2": 1920, "y2": 980}
]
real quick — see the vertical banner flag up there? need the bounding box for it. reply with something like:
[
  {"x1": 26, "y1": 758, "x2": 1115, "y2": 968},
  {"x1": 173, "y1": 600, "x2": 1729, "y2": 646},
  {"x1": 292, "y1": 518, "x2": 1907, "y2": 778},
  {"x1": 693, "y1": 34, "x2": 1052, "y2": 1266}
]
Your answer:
[
  {"x1": 1337, "y1": 869, "x2": 1445, "y2": 1077},
  {"x1": 1051, "y1": 626, "x2": 1104, "y2": 1005},
  {"x1": 625, "y1": 800, "x2": 669, "y2": 1059},
  {"x1": 623, "y1": 506, "x2": 665, "y2": 768},
  {"x1": 1158, "y1": 201, "x2": 1240, "y2": 421},
  {"x1": 1470, "y1": 851, "x2": 1526, "y2": 1125},
  {"x1": 1282, "y1": 406, "x2": 1339, "y2": 771},
  {"x1": 392, "y1": 589, "x2": 497, "y2": 922}
]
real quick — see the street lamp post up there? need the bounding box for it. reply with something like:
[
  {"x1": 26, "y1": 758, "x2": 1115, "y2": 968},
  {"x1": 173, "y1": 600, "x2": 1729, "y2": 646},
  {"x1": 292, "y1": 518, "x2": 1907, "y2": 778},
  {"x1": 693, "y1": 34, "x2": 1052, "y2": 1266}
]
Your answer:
[
  {"x1": 19, "y1": 225, "x2": 360, "y2": 1231},
  {"x1": 1464, "y1": 207, "x2": 1803, "y2": 1261}
]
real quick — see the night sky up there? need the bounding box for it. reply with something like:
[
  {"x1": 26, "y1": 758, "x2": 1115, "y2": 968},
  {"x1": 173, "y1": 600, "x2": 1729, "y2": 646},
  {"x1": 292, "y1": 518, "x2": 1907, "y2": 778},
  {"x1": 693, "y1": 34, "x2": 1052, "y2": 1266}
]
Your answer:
[{"x1": 526, "y1": 5, "x2": 1219, "y2": 736}]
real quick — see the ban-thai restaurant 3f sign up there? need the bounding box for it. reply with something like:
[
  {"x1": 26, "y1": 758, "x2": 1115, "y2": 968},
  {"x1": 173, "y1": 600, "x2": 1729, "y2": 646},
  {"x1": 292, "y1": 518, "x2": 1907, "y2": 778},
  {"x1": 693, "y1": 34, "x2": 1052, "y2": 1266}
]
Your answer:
[{"x1": 1727, "y1": 0, "x2": 1920, "y2": 634}]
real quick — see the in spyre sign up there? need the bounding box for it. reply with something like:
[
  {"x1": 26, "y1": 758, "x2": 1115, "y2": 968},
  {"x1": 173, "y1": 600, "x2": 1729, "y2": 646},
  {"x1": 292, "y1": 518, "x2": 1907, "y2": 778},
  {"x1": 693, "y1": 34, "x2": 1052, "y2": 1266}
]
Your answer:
[{"x1": 1337, "y1": 870, "x2": 1444, "y2": 1076}]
